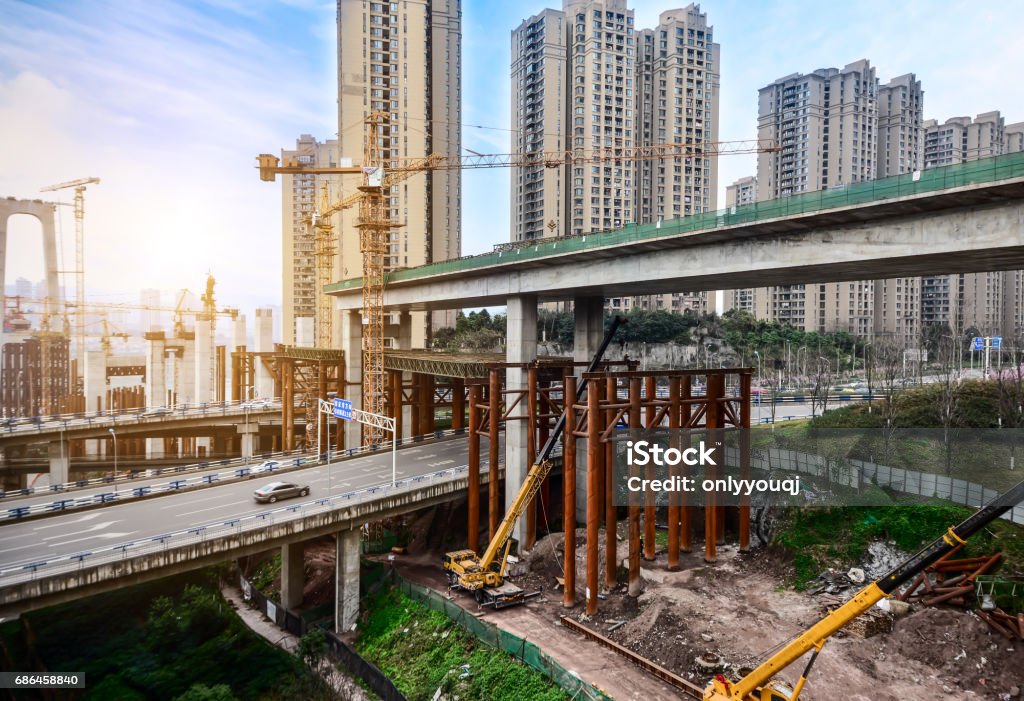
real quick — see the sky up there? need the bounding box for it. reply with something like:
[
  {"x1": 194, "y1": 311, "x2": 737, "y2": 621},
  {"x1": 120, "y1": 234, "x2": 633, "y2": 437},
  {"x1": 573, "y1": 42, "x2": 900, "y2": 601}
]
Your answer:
[{"x1": 2, "y1": 0, "x2": 1022, "y2": 322}]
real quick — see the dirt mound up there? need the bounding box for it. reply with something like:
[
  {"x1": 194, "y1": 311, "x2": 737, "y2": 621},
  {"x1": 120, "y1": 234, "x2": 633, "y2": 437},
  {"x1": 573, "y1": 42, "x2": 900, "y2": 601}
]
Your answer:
[{"x1": 882, "y1": 607, "x2": 1022, "y2": 697}]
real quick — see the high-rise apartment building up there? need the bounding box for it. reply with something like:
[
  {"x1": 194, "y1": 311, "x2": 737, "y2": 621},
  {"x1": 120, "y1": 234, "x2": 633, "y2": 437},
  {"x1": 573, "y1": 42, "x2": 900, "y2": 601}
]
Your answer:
[
  {"x1": 280, "y1": 134, "x2": 339, "y2": 347},
  {"x1": 920, "y1": 111, "x2": 1024, "y2": 337},
  {"x1": 740, "y1": 62, "x2": 924, "y2": 345},
  {"x1": 511, "y1": 9, "x2": 569, "y2": 242},
  {"x1": 336, "y1": 0, "x2": 461, "y2": 344},
  {"x1": 512, "y1": 2, "x2": 719, "y2": 314},
  {"x1": 725, "y1": 175, "x2": 756, "y2": 208}
]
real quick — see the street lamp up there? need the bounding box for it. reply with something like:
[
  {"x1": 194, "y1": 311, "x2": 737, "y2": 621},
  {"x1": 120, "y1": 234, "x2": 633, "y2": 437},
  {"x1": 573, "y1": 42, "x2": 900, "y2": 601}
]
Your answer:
[
  {"x1": 108, "y1": 427, "x2": 118, "y2": 490},
  {"x1": 753, "y1": 351, "x2": 763, "y2": 424}
]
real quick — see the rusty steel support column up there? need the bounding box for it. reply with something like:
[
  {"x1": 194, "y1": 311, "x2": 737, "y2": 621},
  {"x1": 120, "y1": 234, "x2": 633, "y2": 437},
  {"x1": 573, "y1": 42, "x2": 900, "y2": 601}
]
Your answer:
[
  {"x1": 468, "y1": 383, "x2": 482, "y2": 554},
  {"x1": 539, "y1": 378, "x2": 551, "y2": 537},
  {"x1": 451, "y1": 378, "x2": 465, "y2": 431},
  {"x1": 281, "y1": 358, "x2": 293, "y2": 451},
  {"x1": 410, "y1": 373, "x2": 422, "y2": 438},
  {"x1": 643, "y1": 375, "x2": 657, "y2": 561},
  {"x1": 318, "y1": 360, "x2": 328, "y2": 450},
  {"x1": 705, "y1": 372, "x2": 725, "y2": 563},
  {"x1": 586, "y1": 377, "x2": 601, "y2": 615},
  {"x1": 488, "y1": 368, "x2": 501, "y2": 543},
  {"x1": 423, "y1": 374, "x2": 436, "y2": 434},
  {"x1": 739, "y1": 371, "x2": 752, "y2": 552},
  {"x1": 681, "y1": 375, "x2": 693, "y2": 553},
  {"x1": 628, "y1": 376, "x2": 642, "y2": 597},
  {"x1": 667, "y1": 376, "x2": 681, "y2": 570},
  {"x1": 605, "y1": 375, "x2": 617, "y2": 589},
  {"x1": 336, "y1": 359, "x2": 345, "y2": 452},
  {"x1": 563, "y1": 375, "x2": 577, "y2": 608},
  {"x1": 525, "y1": 366, "x2": 538, "y2": 551}
]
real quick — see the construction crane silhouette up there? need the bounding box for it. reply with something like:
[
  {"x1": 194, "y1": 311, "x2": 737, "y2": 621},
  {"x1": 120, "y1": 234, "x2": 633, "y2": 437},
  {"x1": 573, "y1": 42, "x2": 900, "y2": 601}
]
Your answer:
[
  {"x1": 40, "y1": 177, "x2": 100, "y2": 375},
  {"x1": 258, "y1": 114, "x2": 779, "y2": 445}
]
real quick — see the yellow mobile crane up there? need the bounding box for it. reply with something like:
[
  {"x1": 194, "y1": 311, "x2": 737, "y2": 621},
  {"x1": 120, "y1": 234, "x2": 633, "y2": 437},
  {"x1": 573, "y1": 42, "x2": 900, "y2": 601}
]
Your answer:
[
  {"x1": 443, "y1": 316, "x2": 626, "y2": 609},
  {"x1": 704, "y1": 476, "x2": 1024, "y2": 700}
]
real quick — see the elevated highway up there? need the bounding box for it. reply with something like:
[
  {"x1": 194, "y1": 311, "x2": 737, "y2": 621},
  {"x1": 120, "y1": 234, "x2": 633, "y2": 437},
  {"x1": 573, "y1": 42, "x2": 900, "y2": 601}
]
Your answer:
[
  {"x1": 327, "y1": 152, "x2": 1024, "y2": 309},
  {"x1": 0, "y1": 436, "x2": 499, "y2": 630}
]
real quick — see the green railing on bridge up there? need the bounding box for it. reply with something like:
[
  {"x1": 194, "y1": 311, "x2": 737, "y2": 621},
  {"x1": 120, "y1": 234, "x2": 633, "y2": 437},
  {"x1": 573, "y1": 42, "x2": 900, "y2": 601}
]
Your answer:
[{"x1": 326, "y1": 150, "x2": 1024, "y2": 292}]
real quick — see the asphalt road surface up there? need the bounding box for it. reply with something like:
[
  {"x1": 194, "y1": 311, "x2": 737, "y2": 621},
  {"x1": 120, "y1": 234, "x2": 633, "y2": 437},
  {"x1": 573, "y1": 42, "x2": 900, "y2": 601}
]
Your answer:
[{"x1": 0, "y1": 437, "x2": 489, "y2": 570}]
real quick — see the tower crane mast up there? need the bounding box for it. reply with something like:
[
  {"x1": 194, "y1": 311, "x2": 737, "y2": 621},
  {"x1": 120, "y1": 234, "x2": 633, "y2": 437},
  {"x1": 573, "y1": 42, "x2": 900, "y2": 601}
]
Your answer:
[{"x1": 40, "y1": 176, "x2": 100, "y2": 384}]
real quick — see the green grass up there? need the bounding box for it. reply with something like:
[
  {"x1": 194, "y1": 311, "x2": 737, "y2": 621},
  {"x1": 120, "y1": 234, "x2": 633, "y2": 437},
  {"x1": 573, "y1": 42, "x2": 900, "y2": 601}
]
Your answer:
[
  {"x1": 775, "y1": 501, "x2": 1024, "y2": 594},
  {"x1": 357, "y1": 589, "x2": 568, "y2": 701},
  {"x1": 0, "y1": 570, "x2": 328, "y2": 701}
]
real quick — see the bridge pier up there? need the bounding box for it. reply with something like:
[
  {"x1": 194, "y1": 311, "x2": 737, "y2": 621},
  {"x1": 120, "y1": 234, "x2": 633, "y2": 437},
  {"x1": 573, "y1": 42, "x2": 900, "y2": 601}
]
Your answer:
[
  {"x1": 573, "y1": 296, "x2": 604, "y2": 520},
  {"x1": 237, "y1": 424, "x2": 257, "y2": 462},
  {"x1": 504, "y1": 294, "x2": 537, "y2": 549},
  {"x1": 281, "y1": 541, "x2": 306, "y2": 609},
  {"x1": 47, "y1": 441, "x2": 69, "y2": 485},
  {"x1": 335, "y1": 528, "x2": 360, "y2": 633}
]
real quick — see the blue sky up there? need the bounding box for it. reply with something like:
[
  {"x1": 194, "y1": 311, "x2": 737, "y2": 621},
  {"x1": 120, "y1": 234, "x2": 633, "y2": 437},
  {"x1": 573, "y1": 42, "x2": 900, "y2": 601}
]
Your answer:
[{"x1": 1, "y1": 0, "x2": 1022, "y2": 317}]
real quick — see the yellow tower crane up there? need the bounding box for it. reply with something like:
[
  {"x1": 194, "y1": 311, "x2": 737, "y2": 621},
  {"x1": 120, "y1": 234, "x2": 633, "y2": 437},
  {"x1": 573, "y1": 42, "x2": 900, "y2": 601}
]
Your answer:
[
  {"x1": 258, "y1": 117, "x2": 779, "y2": 445},
  {"x1": 40, "y1": 176, "x2": 100, "y2": 382}
]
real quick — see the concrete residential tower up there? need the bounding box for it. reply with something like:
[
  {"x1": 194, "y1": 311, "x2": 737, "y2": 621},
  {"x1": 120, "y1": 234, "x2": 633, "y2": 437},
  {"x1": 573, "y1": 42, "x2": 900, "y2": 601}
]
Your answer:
[
  {"x1": 336, "y1": 0, "x2": 462, "y2": 344},
  {"x1": 512, "y1": 2, "x2": 720, "y2": 314},
  {"x1": 281, "y1": 134, "x2": 339, "y2": 347},
  {"x1": 732, "y1": 62, "x2": 925, "y2": 346}
]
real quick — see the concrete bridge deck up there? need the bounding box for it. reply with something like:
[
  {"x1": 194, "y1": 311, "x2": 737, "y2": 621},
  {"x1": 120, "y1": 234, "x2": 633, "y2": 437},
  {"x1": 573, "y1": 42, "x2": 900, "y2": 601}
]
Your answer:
[
  {"x1": 0, "y1": 436, "x2": 496, "y2": 618},
  {"x1": 326, "y1": 152, "x2": 1024, "y2": 310}
]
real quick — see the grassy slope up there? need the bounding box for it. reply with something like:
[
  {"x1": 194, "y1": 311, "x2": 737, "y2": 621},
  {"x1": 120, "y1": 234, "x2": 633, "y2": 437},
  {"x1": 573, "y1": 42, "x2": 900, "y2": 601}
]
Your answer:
[{"x1": 357, "y1": 589, "x2": 568, "y2": 701}]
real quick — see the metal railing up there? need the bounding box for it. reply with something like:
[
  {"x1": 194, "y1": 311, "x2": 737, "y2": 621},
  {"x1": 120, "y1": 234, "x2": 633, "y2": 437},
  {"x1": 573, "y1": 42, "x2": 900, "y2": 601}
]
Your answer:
[
  {"x1": 1, "y1": 428, "x2": 472, "y2": 518},
  {"x1": 0, "y1": 459, "x2": 490, "y2": 585}
]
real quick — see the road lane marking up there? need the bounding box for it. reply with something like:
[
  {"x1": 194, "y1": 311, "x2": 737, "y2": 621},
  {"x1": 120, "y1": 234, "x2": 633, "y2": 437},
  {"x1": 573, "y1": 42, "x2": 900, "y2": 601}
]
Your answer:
[
  {"x1": 159, "y1": 492, "x2": 229, "y2": 509},
  {"x1": 47, "y1": 531, "x2": 136, "y2": 548},
  {"x1": 176, "y1": 500, "x2": 251, "y2": 518},
  {"x1": 40, "y1": 521, "x2": 120, "y2": 541}
]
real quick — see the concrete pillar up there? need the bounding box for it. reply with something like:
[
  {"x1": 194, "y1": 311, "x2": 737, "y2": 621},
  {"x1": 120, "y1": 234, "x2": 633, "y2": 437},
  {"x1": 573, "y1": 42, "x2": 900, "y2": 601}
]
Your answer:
[
  {"x1": 48, "y1": 440, "x2": 69, "y2": 485},
  {"x1": 194, "y1": 318, "x2": 214, "y2": 404},
  {"x1": 83, "y1": 350, "x2": 107, "y2": 414},
  {"x1": 505, "y1": 294, "x2": 537, "y2": 549},
  {"x1": 574, "y1": 296, "x2": 603, "y2": 520},
  {"x1": 335, "y1": 528, "x2": 360, "y2": 633},
  {"x1": 254, "y1": 308, "x2": 275, "y2": 400},
  {"x1": 342, "y1": 310, "x2": 363, "y2": 448},
  {"x1": 398, "y1": 311, "x2": 413, "y2": 438},
  {"x1": 237, "y1": 423, "x2": 257, "y2": 462},
  {"x1": 281, "y1": 541, "x2": 305, "y2": 609},
  {"x1": 228, "y1": 314, "x2": 246, "y2": 402}
]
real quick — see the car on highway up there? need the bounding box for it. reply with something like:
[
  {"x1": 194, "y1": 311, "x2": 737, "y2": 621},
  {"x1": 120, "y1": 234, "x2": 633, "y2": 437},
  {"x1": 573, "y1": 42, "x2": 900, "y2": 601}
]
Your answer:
[
  {"x1": 141, "y1": 407, "x2": 172, "y2": 418},
  {"x1": 258, "y1": 460, "x2": 281, "y2": 471},
  {"x1": 253, "y1": 481, "x2": 309, "y2": 504}
]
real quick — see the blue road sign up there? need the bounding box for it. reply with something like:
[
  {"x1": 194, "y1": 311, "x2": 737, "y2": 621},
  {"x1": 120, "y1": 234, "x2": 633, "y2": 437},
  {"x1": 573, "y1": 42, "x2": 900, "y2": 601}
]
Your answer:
[
  {"x1": 332, "y1": 398, "x2": 353, "y2": 420},
  {"x1": 972, "y1": 337, "x2": 984, "y2": 351},
  {"x1": 992, "y1": 336, "x2": 1003, "y2": 349}
]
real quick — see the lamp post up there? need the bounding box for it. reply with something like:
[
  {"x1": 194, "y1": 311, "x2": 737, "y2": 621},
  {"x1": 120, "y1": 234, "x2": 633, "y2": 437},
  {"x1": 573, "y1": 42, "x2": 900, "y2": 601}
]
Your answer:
[
  {"x1": 753, "y1": 350, "x2": 763, "y2": 424},
  {"x1": 108, "y1": 427, "x2": 118, "y2": 492}
]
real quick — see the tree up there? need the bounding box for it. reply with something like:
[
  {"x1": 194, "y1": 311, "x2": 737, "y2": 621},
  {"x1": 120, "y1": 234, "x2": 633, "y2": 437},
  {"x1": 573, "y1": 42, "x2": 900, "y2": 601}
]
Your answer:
[
  {"x1": 873, "y1": 340, "x2": 903, "y2": 464},
  {"x1": 995, "y1": 334, "x2": 1024, "y2": 471},
  {"x1": 933, "y1": 333, "x2": 964, "y2": 476},
  {"x1": 174, "y1": 684, "x2": 238, "y2": 701}
]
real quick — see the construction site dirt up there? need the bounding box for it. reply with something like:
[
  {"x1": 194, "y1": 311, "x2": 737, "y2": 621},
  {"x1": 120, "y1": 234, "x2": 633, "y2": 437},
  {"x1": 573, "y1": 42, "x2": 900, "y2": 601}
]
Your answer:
[
  {"x1": 253, "y1": 507, "x2": 1022, "y2": 701},
  {"x1": 398, "y1": 519, "x2": 1021, "y2": 701}
]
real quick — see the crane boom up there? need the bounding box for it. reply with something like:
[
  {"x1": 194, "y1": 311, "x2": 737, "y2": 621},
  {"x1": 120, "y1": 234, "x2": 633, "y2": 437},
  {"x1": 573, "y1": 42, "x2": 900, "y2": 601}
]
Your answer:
[
  {"x1": 443, "y1": 316, "x2": 625, "y2": 607},
  {"x1": 706, "y1": 477, "x2": 1024, "y2": 700}
]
